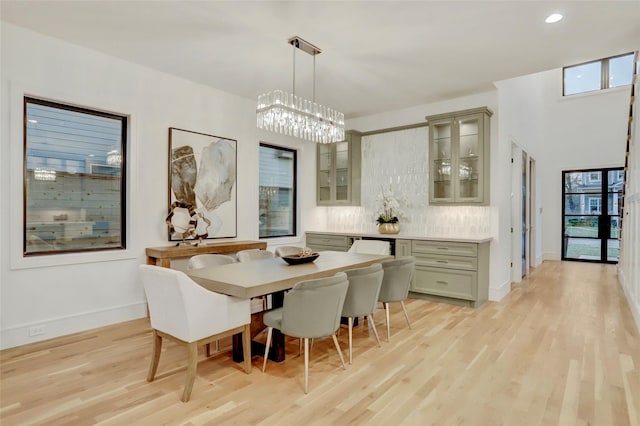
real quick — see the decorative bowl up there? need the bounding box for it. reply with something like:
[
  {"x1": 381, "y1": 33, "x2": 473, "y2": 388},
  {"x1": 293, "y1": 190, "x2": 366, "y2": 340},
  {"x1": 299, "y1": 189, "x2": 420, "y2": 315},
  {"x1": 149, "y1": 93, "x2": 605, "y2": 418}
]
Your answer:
[{"x1": 281, "y1": 253, "x2": 320, "y2": 265}]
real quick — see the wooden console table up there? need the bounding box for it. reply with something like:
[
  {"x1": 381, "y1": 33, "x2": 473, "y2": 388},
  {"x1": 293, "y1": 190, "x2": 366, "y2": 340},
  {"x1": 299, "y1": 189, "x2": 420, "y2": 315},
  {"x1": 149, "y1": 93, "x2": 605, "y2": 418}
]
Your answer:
[{"x1": 145, "y1": 240, "x2": 267, "y2": 268}]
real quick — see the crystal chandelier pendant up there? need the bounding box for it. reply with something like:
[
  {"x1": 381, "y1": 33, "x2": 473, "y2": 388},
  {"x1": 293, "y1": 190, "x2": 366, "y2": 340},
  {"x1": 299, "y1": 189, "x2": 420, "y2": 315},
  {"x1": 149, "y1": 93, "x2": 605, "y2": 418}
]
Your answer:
[{"x1": 256, "y1": 36, "x2": 345, "y2": 144}]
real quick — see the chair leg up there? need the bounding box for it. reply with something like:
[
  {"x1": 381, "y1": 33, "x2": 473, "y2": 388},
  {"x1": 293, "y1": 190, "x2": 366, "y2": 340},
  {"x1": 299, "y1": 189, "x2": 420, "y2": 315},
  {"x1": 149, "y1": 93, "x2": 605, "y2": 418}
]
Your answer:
[
  {"x1": 367, "y1": 315, "x2": 381, "y2": 347},
  {"x1": 348, "y1": 317, "x2": 353, "y2": 364},
  {"x1": 182, "y1": 342, "x2": 198, "y2": 402},
  {"x1": 384, "y1": 302, "x2": 391, "y2": 342},
  {"x1": 242, "y1": 324, "x2": 251, "y2": 374},
  {"x1": 304, "y1": 337, "x2": 309, "y2": 394},
  {"x1": 147, "y1": 330, "x2": 162, "y2": 382},
  {"x1": 262, "y1": 327, "x2": 273, "y2": 373},
  {"x1": 400, "y1": 300, "x2": 412, "y2": 329},
  {"x1": 331, "y1": 334, "x2": 347, "y2": 370}
]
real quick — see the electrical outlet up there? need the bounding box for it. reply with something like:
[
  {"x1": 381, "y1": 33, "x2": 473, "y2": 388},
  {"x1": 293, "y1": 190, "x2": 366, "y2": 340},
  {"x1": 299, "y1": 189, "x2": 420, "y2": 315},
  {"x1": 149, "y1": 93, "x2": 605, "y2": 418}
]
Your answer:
[{"x1": 29, "y1": 325, "x2": 45, "y2": 337}]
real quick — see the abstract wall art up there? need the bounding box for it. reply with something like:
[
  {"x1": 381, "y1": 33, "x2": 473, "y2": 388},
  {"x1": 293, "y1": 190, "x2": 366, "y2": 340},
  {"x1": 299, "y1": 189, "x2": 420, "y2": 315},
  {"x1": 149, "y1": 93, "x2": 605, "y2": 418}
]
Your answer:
[{"x1": 168, "y1": 127, "x2": 237, "y2": 241}]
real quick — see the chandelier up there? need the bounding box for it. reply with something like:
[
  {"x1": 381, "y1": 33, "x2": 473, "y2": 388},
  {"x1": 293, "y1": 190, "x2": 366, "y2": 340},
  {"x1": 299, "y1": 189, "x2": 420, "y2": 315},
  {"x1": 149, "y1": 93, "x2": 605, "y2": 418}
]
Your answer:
[{"x1": 256, "y1": 36, "x2": 345, "y2": 144}]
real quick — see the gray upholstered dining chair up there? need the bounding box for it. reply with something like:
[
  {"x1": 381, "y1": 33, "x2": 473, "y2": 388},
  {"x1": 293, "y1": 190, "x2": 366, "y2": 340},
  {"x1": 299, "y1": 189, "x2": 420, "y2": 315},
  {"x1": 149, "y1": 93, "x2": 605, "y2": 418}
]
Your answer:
[
  {"x1": 348, "y1": 239, "x2": 390, "y2": 255},
  {"x1": 262, "y1": 273, "x2": 349, "y2": 394},
  {"x1": 139, "y1": 265, "x2": 251, "y2": 402},
  {"x1": 274, "y1": 246, "x2": 303, "y2": 257},
  {"x1": 186, "y1": 254, "x2": 236, "y2": 269},
  {"x1": 342, "y1": 263, "x2": 384, "y2": 364},
  {"x1": 236, "y1": 248, "x2": 274, "y2": 262},
  {"x1": 379, "y1": 257, "x2": 415, "y2": 342}
]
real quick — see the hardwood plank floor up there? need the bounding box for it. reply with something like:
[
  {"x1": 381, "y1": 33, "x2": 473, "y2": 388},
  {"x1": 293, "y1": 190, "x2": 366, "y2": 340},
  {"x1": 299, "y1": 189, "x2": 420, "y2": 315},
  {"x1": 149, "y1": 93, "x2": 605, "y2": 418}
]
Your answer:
[{"x1": 1, "y1": 261, "x2": 639, "y2": 425}]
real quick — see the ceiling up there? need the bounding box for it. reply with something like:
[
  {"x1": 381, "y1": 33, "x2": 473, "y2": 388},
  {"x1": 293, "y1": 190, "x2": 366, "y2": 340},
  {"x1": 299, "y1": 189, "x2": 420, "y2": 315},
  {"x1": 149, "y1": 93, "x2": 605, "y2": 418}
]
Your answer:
[{"x1": 2, "y1": 1, "x2": 639, "y2": 119}]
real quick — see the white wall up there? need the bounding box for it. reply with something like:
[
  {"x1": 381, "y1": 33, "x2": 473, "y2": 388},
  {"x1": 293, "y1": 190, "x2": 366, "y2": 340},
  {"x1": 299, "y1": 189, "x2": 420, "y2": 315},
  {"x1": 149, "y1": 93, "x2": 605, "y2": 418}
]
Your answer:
[
  {"x1": 496, "y1": 69, "x2": 629, "y2": 261},
  {"x1": 618, "y1": 54, "x2": 639, "y2": 332},
  {"x1": 0, "y1": 23, "x2": 317, "y2": 349}
]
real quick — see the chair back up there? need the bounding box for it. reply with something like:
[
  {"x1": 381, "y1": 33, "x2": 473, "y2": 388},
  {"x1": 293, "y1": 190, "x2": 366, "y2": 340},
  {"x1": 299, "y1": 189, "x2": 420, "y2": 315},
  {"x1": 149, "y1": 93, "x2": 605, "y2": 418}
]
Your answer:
[
  {"x1": 236, "y1": 249, "x2": 274, "y2": 262},
  {"x1": 342, "y1": 263, "x2": 384, "y2": 318},
  {"x1": 348, "y1": 239, "x2": 390, "y2": 255},
  {"x1": 139, "y1": 265, "x2": 249, "y2": 342},
  {"x1": 379, "y1": 257, "x2": 415, "y2": 303},
  {"x1": 281, "y1": 272, "x2": 349, "y2": 338},
  {"x1": 275, "y1": 246, "x2": 303, "y2": 257},
  {"x1": 187, "y1": 254, "x2": 235, "y2": 269}
]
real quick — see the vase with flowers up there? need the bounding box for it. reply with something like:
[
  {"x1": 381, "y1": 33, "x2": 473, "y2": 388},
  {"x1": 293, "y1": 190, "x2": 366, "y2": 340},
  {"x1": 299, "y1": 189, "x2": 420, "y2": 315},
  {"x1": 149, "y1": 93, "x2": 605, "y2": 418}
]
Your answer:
[{"x1": 375, "y1": 186, "x2": 405, "y2": 234}]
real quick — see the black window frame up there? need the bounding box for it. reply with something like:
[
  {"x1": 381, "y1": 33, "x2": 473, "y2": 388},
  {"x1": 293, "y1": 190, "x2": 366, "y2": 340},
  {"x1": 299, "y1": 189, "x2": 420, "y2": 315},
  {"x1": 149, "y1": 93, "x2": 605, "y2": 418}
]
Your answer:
[
  {"x1": 563, "y1": 52, "x2": 635, "y2": 96},
  {"x1": 23, "y1": 96, "x2": 127, "y2": 256},
  {"x1": 258, "y1": 143, "x2": 297, "y2": 239}
]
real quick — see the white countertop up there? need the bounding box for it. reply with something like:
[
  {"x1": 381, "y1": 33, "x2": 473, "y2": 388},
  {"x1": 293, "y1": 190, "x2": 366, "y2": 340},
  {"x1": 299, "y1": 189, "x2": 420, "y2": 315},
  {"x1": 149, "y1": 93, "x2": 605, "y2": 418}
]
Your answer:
[{"x1": 306, "y1": 230, "x2": 492, "y2": 244}]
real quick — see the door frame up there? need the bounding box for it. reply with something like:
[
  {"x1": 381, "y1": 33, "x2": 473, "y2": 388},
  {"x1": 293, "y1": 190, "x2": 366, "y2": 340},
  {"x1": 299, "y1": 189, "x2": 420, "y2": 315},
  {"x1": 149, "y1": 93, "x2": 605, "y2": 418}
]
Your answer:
[
  {"x1": 561, "y1": 167, "x2": 624, "y2": 264},
  {"x1": 511, "y1": 142, "x2": 533, "y2": 283}
]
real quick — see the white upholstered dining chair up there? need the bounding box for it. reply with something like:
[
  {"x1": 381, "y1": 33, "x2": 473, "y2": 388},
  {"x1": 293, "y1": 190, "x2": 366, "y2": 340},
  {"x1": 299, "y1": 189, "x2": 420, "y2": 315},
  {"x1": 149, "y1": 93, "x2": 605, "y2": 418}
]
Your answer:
[
  {"x1": 348, "y1": 239, "x2": 390, "y2": 255},
  {"x1": 187, "y1": 253, "x2": 235, "y2": 269},
  {"x1": 139, "y1": 265, "x2": 251, "y2": 402},
  {"x1": 274, "y1": 246, "x2": 303, "y2": 257},
  {"x1": 236, "y1": 249, "x2": 274, "y2": 262}
]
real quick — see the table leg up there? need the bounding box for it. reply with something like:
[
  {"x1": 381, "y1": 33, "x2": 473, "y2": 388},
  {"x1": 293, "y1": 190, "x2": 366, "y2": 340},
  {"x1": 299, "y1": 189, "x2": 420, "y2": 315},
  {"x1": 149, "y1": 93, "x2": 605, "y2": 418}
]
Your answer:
[{"x1": 232, "y1": 291, "x2": 287, "y2": 363}]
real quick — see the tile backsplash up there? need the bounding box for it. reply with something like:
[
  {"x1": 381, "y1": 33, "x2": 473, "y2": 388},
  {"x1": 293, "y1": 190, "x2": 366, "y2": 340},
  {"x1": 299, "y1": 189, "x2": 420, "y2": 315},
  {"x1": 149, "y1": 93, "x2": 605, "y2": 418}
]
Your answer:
[{"x1": 323, "y1": 127, "x2": 493, "y2": 236}]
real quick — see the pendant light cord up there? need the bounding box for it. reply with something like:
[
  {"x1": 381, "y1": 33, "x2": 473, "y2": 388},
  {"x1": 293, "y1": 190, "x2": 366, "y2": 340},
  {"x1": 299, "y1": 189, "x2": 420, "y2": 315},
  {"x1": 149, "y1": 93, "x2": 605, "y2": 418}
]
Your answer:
[{"x1": 292, "y1": 42, "x2": 296, "y2": 97}]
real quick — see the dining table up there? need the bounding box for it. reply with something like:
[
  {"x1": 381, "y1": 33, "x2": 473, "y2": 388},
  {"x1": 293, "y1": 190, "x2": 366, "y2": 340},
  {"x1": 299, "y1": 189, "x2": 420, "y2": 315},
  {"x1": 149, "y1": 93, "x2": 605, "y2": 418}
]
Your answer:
[{"x1": 186, "y1": 250, "x2": 393, "y2": 362}]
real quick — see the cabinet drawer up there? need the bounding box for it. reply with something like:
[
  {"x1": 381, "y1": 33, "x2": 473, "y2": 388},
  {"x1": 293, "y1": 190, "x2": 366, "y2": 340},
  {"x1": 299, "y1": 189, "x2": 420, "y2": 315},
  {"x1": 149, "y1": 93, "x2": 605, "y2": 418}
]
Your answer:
[
  {"x1": 413, "y1": 253, "x2": 477, "y2": 271},
  {"x1": 306, "y1": 233, "x2": 349, "y2": 251},
  {"x1": 412, "y1": 266, "x2": 476, "y2": 300},
  {"x1": 412, "y1": 240, "x2": 477, "y2": 257}
]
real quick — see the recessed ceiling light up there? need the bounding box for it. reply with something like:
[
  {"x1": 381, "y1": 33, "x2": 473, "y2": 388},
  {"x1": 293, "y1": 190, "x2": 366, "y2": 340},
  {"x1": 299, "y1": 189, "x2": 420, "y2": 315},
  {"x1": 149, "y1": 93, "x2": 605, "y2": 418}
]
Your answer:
[{"x1": 545, "y1": 13, "x2": 563, "y2": 24}]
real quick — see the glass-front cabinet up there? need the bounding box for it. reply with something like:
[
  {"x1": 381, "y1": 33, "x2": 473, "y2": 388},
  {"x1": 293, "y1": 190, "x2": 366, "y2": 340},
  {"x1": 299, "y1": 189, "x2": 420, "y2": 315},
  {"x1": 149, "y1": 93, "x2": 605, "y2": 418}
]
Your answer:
[
  {"x1": 317, "y1": 130, "x2": 361, "y2": 205},
  {"x1": 427, "y1": 107, "x2": 492, "y2": 205}
]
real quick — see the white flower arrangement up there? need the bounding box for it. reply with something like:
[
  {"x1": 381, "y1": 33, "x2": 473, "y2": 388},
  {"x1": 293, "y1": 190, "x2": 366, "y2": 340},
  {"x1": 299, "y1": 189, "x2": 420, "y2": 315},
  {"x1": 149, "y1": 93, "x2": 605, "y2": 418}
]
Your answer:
[{"x1": 375, "y1": 186, "x2": 407, "y2": 224}]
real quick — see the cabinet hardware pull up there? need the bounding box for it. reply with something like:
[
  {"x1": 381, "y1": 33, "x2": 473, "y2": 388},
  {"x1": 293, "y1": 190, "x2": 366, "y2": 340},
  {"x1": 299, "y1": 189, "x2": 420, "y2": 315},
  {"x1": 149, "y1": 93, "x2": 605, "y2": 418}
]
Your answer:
[
  {"x1": 437, "y1": 260, "x2": 448, "y2": 263},
  {"x1": 437, "y1": 247, "x2": 449, "y2": 250},
  {"x1": 436, "y1": 280, "x2": 448, "y2": 285}
]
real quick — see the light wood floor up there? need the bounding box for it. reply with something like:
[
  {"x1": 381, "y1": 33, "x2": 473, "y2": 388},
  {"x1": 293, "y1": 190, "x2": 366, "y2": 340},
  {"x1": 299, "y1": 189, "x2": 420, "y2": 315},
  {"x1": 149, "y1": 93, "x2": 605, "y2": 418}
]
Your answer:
[{"x1": 1, "y1": 261, "x2": 639, "y2": 425}]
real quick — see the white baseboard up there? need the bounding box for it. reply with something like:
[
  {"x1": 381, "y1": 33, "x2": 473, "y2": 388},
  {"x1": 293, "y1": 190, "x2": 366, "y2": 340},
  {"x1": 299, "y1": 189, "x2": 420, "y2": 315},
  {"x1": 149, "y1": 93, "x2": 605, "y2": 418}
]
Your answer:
[
  {"x1": 618, "y1": 269, "x2": 640, "y2": 334},
  {"x1": 543, "y1": 251, "x2": 561, "y2": 261},
  {"x1": 489, "y1": 279, "x2": 511, "y2": 302},
  {"x1": 0, "y1": 302, "x2": 148, "y2": 350},
  {"x1": 534, "y1": 255, "x2": 543, "y2": 267}
]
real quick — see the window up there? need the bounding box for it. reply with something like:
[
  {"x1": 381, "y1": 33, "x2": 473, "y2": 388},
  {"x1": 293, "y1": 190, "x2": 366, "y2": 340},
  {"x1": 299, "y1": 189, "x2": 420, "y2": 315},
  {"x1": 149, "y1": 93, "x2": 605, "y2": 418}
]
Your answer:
[
  {"x1": 589, "y1": 198, "x2": 601, "y2": 213},
  {"x1": 563, "y1": 52, "x2": 634, "y2": 96},
  {"x1": 587, "y1": 171, "x2": 601, "y2": 184},
  {"x1": 24, "y1": 97, "x2": 127, "y2": 255},
  {"x1": 259, "y1": 143, "x2": 296, "y2": 238}
]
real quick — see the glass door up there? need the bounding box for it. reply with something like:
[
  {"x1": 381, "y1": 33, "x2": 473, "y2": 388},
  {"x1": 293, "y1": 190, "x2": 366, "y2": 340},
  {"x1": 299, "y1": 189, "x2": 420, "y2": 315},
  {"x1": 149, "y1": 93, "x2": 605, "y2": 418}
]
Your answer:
[
  {"x1": 430, "y1": 119, "x2": 453, "y2": 201},
  {"x1": 562, "y1": 167, "x2": 624, "y2": 263},
  {"x1": 457, "y1": 115, "x2": 480, "y2": 199},
  {"x1": 335, "y1": 141, "x2": 350, "y2": 202},
  {"x1": 317, "y1": 143, "x2": 332, "y2": 203}
]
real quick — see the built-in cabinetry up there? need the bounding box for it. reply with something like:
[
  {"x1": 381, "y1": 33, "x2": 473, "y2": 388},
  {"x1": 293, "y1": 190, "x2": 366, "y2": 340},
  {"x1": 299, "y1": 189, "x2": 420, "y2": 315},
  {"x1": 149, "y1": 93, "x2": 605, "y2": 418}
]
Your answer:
[
  {"x1": 426, "y1": 107, "x2": 492, "y2": 205},
  {"x1": 306, "y1": 233, "x2": 350, "y2": 252},
  {"x1": 317, "y1": 130, "x2": 361, "y2": 205},
  {"x1": 305, "y1": 232, "x2": 490, "y2": 308},
  {"x1": 411, "y1": 239, "x2": 489, "y2": 308}
]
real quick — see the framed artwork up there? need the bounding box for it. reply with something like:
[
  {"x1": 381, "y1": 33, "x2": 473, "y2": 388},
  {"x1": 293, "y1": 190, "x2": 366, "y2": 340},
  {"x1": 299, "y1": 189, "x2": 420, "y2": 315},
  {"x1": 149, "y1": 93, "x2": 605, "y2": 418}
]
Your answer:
[{"x1": 168, "y1": 127, "x2": 237, "y2": 241}]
